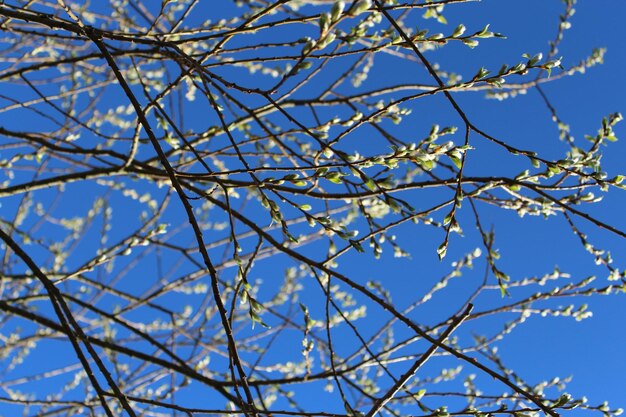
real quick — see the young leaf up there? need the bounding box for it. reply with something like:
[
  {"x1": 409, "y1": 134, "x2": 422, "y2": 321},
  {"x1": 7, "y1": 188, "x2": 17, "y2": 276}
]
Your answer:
[{"x1": 437, "y1": 241, "x2": 448, "y2": 260}]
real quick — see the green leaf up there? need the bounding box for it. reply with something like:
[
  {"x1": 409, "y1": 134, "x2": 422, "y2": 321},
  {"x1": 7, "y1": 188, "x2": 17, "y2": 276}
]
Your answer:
[
  {"x1": 499, "y1": 283, "x2": 508, "y2": 297},
  {"x1": 416, "y1": 389, "x2": 426, "y2": 400},
  {"x1": 473, "y1": 67, "x2": 489, "y2": 80},
  {"x1": 249, "y1": 297, "x2": 263, "y2": 312},
  {"x1": 423, "y1": 159, "x2": 435, "y2": 171},
  {"x1": 364, "y1": 176, "x2": 377, "y2": 191},
  {"x1": 326, "y1": 171, "x2": 345, "y2": 184},
  {"x1": 547, "y1": 164, "x2": 562, "y2": 175},
  {"x1": 475, "y1": 24, "x2": 494, "y2": 38},
  {"x1": 452, "y1": 24, "x2": 466, "y2": 38},
  {"x1": 350, "y1": 239, "x2": 365, "y2": 253},
  {"x1": 437, "y1": 241, "x2": 448, "y2": 260},
  {"x1": 250, "y1": 309, "x2": 271, "y2": 329},
  {"x1": 315, "y1": 167, "x2": 329, "y2": 177},
  {"x1": 526, "y1": 52, "x2": 543, "y2": 65},
  {"x1": 448, "y1": 155, "x2": 462, "y2": 169},
  {"x1": 350, "y1": 0, "x2": 371, "y2": 16}
]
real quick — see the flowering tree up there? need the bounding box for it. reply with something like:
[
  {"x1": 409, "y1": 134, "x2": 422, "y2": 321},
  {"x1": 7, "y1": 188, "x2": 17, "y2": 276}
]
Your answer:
[{"x1": 0, "y1": 1, "x2": 624, "y2": 416}]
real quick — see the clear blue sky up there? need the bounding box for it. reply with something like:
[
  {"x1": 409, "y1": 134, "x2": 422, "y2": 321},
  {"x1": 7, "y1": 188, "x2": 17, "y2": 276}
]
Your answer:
[
  {"x1": 0, "y1": 1, "x2": 624, "y2": 416},
  {"x1": 400, "y1": 0, "x2": 626, "y2": 411}
]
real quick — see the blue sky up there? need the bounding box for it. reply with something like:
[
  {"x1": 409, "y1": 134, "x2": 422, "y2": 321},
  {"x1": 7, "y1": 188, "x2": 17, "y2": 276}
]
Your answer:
[
  {"x1": 413, "y1": 0, "x2": 626, "y2": 410},
  {"x1": 0, "y1": 0, "x2": 625, "y2": 416}
]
